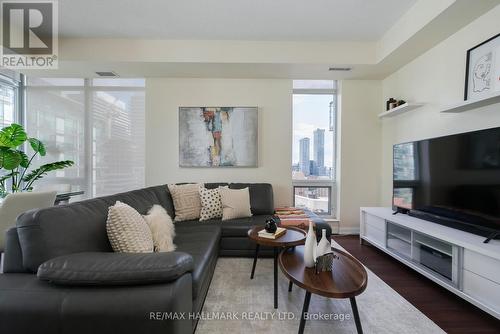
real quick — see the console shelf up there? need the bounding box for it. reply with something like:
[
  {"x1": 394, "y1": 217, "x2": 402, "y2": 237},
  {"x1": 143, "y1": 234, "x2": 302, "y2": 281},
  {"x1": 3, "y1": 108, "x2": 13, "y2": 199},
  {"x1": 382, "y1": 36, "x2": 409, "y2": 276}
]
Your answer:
[{"x1": 360, "y1": 207, "x2": 500, "y2": 319}]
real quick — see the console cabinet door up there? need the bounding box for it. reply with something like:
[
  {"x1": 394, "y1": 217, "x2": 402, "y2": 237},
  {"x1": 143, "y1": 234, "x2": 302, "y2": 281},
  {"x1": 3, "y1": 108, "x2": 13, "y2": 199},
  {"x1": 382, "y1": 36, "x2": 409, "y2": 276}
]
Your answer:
[
  {"x1": 463, "y1": 250, "x2": 500, "y2": 285},
  {"x1": 363, "y1": 213, "x2": 386, "y2": 246},
  {"x1": 463, "y1": 270, "x2": 500, "y2": 315}
]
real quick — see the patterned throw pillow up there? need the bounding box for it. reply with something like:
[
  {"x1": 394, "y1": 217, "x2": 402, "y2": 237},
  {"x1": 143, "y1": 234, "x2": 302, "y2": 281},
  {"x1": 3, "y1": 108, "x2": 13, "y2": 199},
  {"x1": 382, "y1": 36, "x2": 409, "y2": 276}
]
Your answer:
[
  {"x1": 199, "y1": 187, "x2": 223, "y2": 221},
  {"x1": 106, "y1": 201, "x2": 154, "y2": 253},
  {"x1": 143, "y1": 205, "x2": 176, "y2": 252},
  {"x1": 168, "y1": 183, "x2": 203, "y2": 221},
  {"x1": 219, "y1": 187, "x2": 253, "y2": 221}
]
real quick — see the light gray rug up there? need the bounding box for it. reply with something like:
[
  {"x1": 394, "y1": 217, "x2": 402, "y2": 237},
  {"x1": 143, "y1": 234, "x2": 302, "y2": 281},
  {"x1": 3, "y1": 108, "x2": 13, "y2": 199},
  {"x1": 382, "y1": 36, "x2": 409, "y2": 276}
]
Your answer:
[{"x1": 196, "y1": 241, "x2": 445, "y2": 334}]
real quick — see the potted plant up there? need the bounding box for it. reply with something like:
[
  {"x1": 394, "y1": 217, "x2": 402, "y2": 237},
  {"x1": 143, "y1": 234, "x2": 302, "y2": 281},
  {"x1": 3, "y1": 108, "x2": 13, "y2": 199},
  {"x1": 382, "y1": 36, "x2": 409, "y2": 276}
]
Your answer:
[{"x1": 0, "y1": 123, "x2": 74, "y2": 197}]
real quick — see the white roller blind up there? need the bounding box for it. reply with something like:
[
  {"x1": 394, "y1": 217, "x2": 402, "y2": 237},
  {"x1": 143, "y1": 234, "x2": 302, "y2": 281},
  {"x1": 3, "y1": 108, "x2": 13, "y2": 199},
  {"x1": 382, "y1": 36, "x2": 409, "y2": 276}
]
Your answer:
[{"x1": 26, "y1": 78, "x2": 145, "y2": 199}]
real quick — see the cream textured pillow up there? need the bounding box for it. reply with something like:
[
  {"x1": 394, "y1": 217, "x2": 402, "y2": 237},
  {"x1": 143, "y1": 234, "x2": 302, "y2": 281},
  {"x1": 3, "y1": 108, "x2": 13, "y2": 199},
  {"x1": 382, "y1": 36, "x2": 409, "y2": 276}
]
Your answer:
[
  {"x1": 199, "y1": 186, "x2": 223, "y2": 221},
  {"x1": 219, "y1": 187, "x2": 253, "y2": 221},
  {"x1": 168, "y1": 183, "x2": 203, "y2": 221},
  {"x1": 143, "y1": 205, "x2": 176, "y2": 252},
  {"x1": 106, "y1": 201, "x2": 153, "y2": 253}
]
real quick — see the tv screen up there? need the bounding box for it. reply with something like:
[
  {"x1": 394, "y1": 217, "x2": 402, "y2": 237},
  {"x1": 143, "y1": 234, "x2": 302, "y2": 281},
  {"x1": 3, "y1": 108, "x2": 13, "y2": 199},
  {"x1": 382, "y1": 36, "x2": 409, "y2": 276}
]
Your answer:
[{"x1": 393, "y1": 127, "x2": 500, "y2": 234}]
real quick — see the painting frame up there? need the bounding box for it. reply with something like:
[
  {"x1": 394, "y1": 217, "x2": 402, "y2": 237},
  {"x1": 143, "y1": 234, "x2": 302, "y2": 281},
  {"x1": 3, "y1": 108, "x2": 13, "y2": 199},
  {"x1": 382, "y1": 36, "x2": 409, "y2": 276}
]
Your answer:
[
  {"x1": 178, "y1": 106, "x2": 258, "y2": 168},
  {"x1": 464, "y1": 33, "x2": 500, "y2": 101}
]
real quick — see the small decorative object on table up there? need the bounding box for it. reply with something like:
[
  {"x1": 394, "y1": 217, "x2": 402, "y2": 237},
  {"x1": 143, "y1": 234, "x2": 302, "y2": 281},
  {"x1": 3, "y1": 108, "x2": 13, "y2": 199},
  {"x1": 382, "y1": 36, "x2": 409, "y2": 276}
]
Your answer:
[
  {"x1": 315, "y1": 252, "x2": 338, "y2": 274},
  {"x1": 303, "y1": 221, "x2": 316, "y2": 267},
  {"x1": 265, "y1": 217, "x2": 278, "y2": 233},
  {"x1": 258, "y1": 227, "x2": 286, "y2": 239},
  {"x1": 315, "y1": 228, "x2": 331, "y2": 258}
]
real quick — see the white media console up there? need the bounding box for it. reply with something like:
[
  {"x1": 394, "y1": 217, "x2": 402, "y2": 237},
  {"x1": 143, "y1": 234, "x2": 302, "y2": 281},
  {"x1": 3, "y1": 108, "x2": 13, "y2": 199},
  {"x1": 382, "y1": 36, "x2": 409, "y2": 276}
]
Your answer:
[{"x1": 360, "y1": 207, "x2": 500, "y2": 319}]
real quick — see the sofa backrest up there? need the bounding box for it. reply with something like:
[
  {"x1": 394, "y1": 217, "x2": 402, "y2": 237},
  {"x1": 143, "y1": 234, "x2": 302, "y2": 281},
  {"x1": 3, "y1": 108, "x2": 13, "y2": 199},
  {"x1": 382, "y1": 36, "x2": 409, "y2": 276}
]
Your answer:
[
  {"x1": 12, "y1": 182, "x2": 274, "y2": 273},
  {"x1": 16, "y1": 185, "x2": 172, "y2": 272}
]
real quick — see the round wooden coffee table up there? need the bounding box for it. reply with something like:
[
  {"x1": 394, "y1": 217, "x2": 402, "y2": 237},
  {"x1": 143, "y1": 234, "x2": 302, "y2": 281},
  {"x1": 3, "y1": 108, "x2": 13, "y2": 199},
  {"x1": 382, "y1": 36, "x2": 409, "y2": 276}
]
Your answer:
[
  {"x1": 279, "y1": 245, "x2": 368, "y2": 334},
  {"x1": 248, "y1": 226, "x2": 306, "y2": 309}
]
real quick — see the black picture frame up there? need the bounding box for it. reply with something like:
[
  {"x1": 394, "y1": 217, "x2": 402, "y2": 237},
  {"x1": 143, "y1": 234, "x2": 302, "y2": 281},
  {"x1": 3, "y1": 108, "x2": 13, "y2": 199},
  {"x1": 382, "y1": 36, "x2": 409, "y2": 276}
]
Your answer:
[{"x1": 464, "y1": 33, "x2": 500, "y2": 101}]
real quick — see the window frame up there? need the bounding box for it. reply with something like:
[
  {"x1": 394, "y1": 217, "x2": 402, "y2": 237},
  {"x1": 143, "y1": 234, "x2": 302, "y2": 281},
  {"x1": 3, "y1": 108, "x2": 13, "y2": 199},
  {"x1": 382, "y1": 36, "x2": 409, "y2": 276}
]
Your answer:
[
  {"x1": 292, "y1": 82, "x2": 338, "y2": 218},
  {"x1": 0, "y1": 74, "x2": 22, "y2": 126}
]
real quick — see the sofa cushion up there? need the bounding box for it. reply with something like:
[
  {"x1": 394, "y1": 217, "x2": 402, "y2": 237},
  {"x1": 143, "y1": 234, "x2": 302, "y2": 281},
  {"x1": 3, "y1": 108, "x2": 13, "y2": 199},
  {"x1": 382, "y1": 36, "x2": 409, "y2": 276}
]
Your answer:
[
  {"x1": 168, "y1": 184, "x2": 203, "y2": 222},
  {"x1": 220, "y1": 187, "x2": 252, "y2": 220},
  {"x1": 174, "y1": 225, "x2": 221, "y2": 299},
  {"x1": 143, "y1": 205, "x2": 176, "y2": 252},
  {"x1": 199, "y1": 187, "x2": 223, "y2": 221},
  {"x1": 106, "y1": 201, "x2": 154, "y2": 253},
  {"x1": 175, "y1": 215, "x2": 272, "y2": 238},
  {"x1": 37, "y1": 252, "x2": 193, "y2": 286},
  {"x1": 229, "y1": 183, "x2": 274, "y2": 215}
]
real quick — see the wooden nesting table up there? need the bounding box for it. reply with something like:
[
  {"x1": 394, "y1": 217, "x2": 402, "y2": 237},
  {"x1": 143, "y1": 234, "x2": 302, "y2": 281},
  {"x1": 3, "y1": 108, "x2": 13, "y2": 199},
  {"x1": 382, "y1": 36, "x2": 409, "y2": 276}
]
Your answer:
[
  {"x1": 279, "y1": 245, "x2": 368, "y2": 334},
  {"x1": 248, "y1": 226, "x2": 306, "y2": 309}
]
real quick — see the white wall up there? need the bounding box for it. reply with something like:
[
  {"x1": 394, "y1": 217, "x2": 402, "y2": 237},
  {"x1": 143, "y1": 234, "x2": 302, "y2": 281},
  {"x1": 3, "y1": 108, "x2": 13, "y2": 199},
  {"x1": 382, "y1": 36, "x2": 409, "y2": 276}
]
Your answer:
[
  {"x1": 339, "y1": 80, "x2": 382, "y2": 232},
  {"x1": 145, "y1": 78, "x2": 293, "y2": 206},
  {"x1": 380, "y1": 5, "x2": 500, "y2": 205}
]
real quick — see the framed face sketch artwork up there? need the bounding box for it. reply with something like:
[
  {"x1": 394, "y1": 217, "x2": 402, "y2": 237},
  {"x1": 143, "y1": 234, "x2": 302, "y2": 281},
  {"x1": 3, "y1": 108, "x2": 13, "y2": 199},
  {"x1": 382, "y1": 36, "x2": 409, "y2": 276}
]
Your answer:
[
  {"x1": 179, "y1": 107, "x2": 258, "y2": 167},
  {"x1": 464, "y1": 33, "x2": 500, "y2": 101}
]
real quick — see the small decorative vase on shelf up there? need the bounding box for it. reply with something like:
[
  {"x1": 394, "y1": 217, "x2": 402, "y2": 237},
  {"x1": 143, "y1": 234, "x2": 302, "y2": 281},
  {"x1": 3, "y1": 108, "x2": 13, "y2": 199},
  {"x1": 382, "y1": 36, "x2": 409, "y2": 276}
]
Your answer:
[
  {"x1": 315, "y1": 229, "x2": 331, "y2": 258},
  {"x1": 304, "y1": 221, "x2": 316, "y2": 268}
]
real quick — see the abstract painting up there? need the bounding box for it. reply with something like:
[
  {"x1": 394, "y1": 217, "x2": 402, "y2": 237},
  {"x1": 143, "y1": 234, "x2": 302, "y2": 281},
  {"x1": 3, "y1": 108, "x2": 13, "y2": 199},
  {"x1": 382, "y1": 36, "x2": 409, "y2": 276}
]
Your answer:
[{"x1": 179, "y1": 107, "x2": 258, "y2": 167}]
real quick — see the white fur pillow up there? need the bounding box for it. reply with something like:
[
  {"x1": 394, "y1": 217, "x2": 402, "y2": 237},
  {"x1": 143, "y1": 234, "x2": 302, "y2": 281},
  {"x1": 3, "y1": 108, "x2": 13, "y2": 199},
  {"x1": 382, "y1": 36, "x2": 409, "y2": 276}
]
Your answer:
[
  {"x1": 143, "y1": 205, "x2": 176, "y2": 252},
  {"x1": 106, "y1": 201, "x2": 153, "y2": 253}
]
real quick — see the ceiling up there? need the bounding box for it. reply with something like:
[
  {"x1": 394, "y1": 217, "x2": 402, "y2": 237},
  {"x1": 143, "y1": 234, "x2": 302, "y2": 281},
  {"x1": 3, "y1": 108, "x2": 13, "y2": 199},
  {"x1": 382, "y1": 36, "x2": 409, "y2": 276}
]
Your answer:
[{"x1": 59, "y1": 0, "x2": 417, "y2": 41}]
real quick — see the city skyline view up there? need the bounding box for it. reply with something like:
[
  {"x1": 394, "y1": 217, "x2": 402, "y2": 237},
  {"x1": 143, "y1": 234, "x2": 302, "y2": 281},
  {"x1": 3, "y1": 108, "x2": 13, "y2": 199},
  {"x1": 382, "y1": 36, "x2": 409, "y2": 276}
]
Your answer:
[{"x1": 292, "y1": 93, "x2": 336, "y2": 180}]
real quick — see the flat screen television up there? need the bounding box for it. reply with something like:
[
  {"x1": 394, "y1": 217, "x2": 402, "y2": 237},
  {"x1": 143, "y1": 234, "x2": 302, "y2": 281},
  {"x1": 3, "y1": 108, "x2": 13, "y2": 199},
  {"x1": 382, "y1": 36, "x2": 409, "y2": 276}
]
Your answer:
[{"x1": 393, "y1": 126, "x2": 500, "y2": 242}]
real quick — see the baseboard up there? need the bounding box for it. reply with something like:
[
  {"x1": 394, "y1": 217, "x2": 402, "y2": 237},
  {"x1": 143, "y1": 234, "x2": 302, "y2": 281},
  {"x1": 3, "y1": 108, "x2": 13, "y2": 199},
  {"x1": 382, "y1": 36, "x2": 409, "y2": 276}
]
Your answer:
[{"x1": 338, "y1": 226, "x2": 360, "y2": 235}]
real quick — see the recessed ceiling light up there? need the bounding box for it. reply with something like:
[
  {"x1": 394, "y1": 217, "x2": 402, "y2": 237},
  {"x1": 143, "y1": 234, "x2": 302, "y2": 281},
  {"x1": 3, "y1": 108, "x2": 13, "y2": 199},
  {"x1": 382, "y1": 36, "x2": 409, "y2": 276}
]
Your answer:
[
  {"x1": 95, "y1": 71, "x2": 119, "y2": 77},
  {"x1": 328, "y1": 67, "x2": 352, "y2": 71}
]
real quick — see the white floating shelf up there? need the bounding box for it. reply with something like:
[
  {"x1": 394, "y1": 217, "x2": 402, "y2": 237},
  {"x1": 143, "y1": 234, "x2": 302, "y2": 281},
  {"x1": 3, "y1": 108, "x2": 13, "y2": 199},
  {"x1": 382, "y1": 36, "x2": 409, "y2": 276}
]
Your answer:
[
  {"x1": 440, "y1": 92, "x2": 500, "y2": 113},
  {"x1": 378, "y1": 102, "x2": 424, "y2": 119}
]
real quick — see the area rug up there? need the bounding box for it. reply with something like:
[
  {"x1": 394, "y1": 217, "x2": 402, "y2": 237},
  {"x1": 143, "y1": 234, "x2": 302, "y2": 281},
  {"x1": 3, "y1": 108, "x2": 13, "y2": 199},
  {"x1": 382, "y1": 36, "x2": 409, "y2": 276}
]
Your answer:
[{"x1": 196, "y1": 241, "x2": 445, "y2": 334}]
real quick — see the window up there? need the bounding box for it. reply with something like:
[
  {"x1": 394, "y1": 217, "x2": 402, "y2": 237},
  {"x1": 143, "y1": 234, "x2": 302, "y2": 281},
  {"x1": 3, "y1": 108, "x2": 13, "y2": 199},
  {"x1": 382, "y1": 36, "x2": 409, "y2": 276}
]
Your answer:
[
  {"x1": 292, "y1": 80, "x2": 337, "y2": 217},
  {"x1": 26, "y1": 78, "x2": 145, "y2": 199},
  {"x1": 0, "y1": 75, "x2": 19, "y2": 128}
]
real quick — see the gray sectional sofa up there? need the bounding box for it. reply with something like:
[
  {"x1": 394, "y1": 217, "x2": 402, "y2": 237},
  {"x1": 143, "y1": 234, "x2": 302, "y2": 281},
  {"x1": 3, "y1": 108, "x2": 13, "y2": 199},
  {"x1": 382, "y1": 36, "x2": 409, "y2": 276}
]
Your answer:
[{"x1": 0, "y1": 183, "x2": 331, "y2": 334}]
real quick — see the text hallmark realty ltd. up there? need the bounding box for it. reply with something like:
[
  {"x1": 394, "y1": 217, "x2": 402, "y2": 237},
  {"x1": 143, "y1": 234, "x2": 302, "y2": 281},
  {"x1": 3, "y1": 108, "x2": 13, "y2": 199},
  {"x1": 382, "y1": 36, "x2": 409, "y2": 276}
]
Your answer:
[{"x1": 149, "y1": 311, "x2": 352, "y2": 321}]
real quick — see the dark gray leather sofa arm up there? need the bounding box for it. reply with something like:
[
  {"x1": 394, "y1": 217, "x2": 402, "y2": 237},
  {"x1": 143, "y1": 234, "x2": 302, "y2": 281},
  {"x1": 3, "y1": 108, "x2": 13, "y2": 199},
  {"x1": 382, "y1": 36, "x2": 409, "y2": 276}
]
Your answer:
[{"x1": 37, "y1": 251, "x2": 194, "y2": 286}]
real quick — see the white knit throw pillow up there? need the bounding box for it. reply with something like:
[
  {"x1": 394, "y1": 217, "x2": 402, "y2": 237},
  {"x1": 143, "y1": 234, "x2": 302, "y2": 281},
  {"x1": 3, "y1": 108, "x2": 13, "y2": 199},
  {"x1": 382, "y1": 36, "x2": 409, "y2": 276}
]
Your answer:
[
  {"x1": 106, "y1": 201, "x2": 153, "y2": 253},
  {"x1": 199, "y1": 186, "x2": 223, "y2": 221},
  {"x1": 143, "y1": 205, "x2": 176, "y2": 252}
]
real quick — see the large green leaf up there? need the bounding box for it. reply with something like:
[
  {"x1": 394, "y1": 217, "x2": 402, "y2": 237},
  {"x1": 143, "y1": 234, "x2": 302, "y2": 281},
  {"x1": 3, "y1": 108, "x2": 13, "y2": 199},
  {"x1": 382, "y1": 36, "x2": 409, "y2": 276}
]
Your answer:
[
  {"x1": 0, "y1": 124, "x2": 27, "y2": 148},
  {"x1": 22, "y1": 160, "x2": 74, "y2": 189},
  {"x1": 28, "y1": 138, "x2": 46, "y2": 156},
  {"x1": 19, "y1": 151, "x2": 30, "y2": 168},
  {"x1": 0, "y1": 148, "x2": 23, "y2": 170}
]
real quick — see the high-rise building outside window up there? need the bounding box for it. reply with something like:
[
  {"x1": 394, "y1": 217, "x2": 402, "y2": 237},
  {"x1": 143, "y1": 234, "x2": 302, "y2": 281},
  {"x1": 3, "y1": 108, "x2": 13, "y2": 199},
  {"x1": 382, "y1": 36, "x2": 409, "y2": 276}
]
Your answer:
[{"x1": 292, "y1": 80, "x2": 338, "y2": 217}]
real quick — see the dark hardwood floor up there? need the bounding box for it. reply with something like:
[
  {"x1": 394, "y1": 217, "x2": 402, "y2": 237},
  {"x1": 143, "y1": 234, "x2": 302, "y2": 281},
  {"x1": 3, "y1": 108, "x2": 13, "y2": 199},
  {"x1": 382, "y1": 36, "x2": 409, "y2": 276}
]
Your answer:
[{"x1": 333, "y1": 235, "x2": 500, "y2": 334}]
